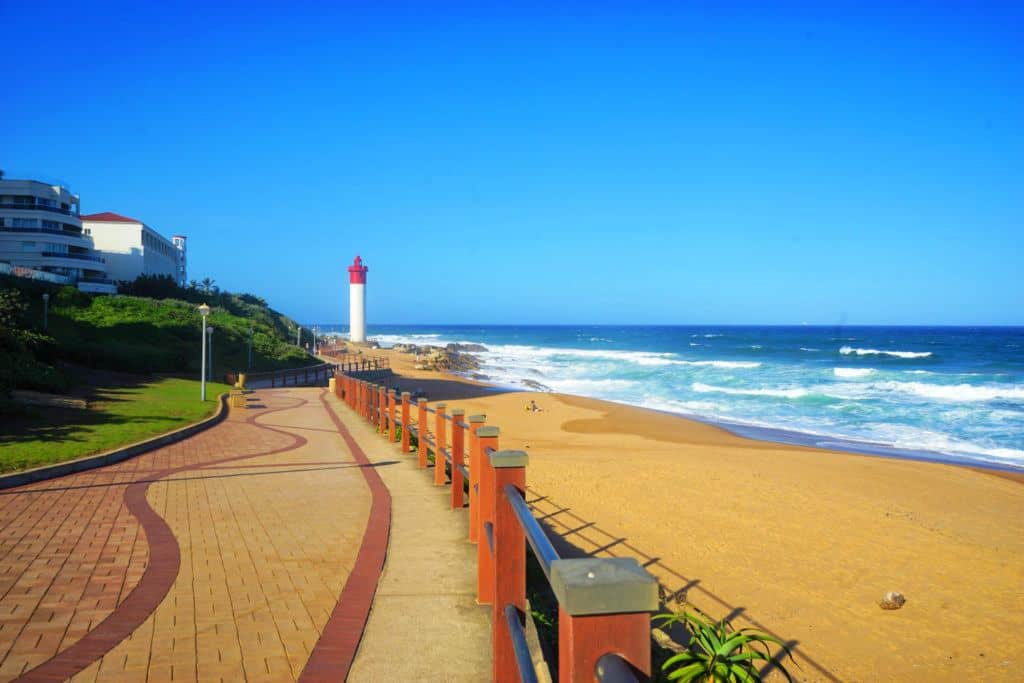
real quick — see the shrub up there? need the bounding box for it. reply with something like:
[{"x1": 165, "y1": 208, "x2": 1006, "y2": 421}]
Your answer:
[{"x1": 654, "y1": 610, "x2": 796, "y2": 682}]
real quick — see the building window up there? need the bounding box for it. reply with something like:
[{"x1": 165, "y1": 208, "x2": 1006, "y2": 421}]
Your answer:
[
  {"x1": 21, "y1": 241, "x2": 36, "y2": 251},
  {"x1": 12, "y1": 218, "x2": 38, "y2": 228},
  {"x1": 84, "y1": 228, "x2": 91, "y2": 235},
  {"x1": 42, "y1": 220, "x2": 59, "y2": 229}
]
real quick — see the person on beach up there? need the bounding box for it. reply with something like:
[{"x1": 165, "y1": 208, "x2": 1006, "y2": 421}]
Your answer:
[{"x1": 525, "y1": 399, "x2": 542, "y2": 413}]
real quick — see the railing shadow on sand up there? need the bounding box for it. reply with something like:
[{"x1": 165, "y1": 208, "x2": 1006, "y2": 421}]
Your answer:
[{"x1": 524, "y1": 489, "x2": 840, "y2": 682}]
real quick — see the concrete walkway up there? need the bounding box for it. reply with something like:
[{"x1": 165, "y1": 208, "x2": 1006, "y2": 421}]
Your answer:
[
  {"x1": 325, "y1": 393, "x2": 491, "y2": 682},
  {"x1": 0, "y1": 386, "x2": 489, "y2": 682}
]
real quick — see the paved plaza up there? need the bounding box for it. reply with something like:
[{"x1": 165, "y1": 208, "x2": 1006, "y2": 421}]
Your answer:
[{"x1": 0, "y1": 387, "x2": 488, "y2": 682}]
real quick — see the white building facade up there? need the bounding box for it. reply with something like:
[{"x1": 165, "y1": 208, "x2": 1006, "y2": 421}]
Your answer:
[
  {"x1": 0, "y1": 176, "x2": 117, "y2": 294},
  {"x1": 81, "y1": 212, "x2": 186, "y2": 285}
]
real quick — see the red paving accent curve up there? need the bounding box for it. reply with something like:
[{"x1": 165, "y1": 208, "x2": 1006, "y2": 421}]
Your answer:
[
  {"x1": 298, "y1": 391, "x2": 392, "y2": 683},
  {"x1": 12, "y1": 398, "x2": 310, "y2": 682}
]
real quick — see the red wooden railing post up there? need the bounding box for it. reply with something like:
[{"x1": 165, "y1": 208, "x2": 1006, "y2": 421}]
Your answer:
[
  {"x1": 378, "y1": 385, "x2": 386, "y2": 436},
  {"x1": 401, "y1": 392, "x2": 411, "y2": 453},
  {"x1": 389, "y1": 390, "x2": 398, "y2": 442},
  {"x1": 467, "y1": 414, "x2": 487, "y2": 543},
  {"x1": 552, "y1": 558, "x2": 658, "y2": 683},
  {"x1": 449, "y1": 408, "x2": 465, "y2": 509},
  {"x1": 434, "y1": 403, "x2": 447, "y2": 486},
  {"x1": 489, "y1": 449, "x2": 528, "y2": 683},
  {"x1": 475, "y1": 426, "x2": 499, "y2": 605},
  {"x1": 417, "y1": 399, "x2": 428, "y2": 468}
]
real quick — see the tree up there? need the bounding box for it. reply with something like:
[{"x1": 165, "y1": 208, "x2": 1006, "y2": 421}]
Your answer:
[{"x1": 200, "y1": 277, "x2": 215, "y2": 294}]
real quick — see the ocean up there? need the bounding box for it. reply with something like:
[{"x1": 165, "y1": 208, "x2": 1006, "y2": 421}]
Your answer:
[{"x1": 315, "y1": 324, "x2": 1024, "y2": 471}]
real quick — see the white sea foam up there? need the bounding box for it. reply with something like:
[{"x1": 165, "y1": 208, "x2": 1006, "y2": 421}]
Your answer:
[
  {"x1": 800, "y1": 347, "x2": 820, "y2": 352},
  {"x1": 834, "y1": 368, "x2": 874, "y2": 378},
  {"x1": 873, "y1": 381, "x2": 1024, "y2": 402},
  {"x1": 677, "y1": 360, "x2": 762, "y2": 369},
  {"x1": 543, "y1": 378, "x2": 642, "y2": 393},
  {"x1": 840, "y1": 345, "x2": 932, "y2": 359},
  {"x1": 692, "y1": 382, "x2": 809, "y2": 399}
]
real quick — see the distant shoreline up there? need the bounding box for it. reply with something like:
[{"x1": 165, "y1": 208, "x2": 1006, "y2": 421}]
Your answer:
[
  {"x1": 470, "y1": 373, "x2": 1024, "y2": 479},
  {"x1": 330, "y1": 336, "x2": 1024, "y2": 479}
]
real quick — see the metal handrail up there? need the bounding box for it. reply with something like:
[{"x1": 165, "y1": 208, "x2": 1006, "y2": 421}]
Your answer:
[
  {"x1": 407, "y1": 425, "x2": 418, "y2": 437},
  {"x1": 595, "y1": 653, "x2": 641, "y2": 683},
  {"x1": 456, "y1": 421, "x2": 470, "y2": 430},
  {"x1": 484, "y1": 521, "x2": 494, "y2": 554},
  {"x1": 456, "y1": 463, "x2": 470, "y2": 480},
  {"x1": 0, "y1": 203, "x2": 76, "y2": 216},
  {"x1": 440, "y1": 447, "x2": 451, "y2": 464},
  {"x1": 504, "y1": 484, "x2": 560, "y2": 580},
  {"x1": 504, "y1": 604, "x2": 540, "y2": 683},
  {"x1": 41, "y1": 250, "x2": 103, "y2": 262},
  {"x1": 246, "y1": 362, "x2": 334, "y2": 379},
  {"x1": 0, "y1": 225, "x2": 83, "y2": 236}
]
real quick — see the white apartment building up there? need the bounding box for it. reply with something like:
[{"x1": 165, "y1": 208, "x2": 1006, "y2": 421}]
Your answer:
[
  {"x1": 81, "y1": 212, "x2": 186, "y2": 285},
  {"x1": 171, "y1": 235, "x2": 187, "y2": 287},
  {"x1": 0, "y1": 176, "x2": 117, "y2": 294}
]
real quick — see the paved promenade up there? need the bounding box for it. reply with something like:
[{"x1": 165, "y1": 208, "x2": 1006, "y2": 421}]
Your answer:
[{"x1": 0, "y1": 387, "x2": 489, "y2": 682}]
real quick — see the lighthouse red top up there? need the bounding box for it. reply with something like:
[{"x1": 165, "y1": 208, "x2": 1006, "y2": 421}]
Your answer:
[{"x1": 348, "y1": 255, "x2": 368, "y2": 284}]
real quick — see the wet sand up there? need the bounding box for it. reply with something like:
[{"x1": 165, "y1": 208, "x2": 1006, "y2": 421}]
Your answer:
[{"x1": 336, "y1": 343, "x2": 1024, "y2": 681}]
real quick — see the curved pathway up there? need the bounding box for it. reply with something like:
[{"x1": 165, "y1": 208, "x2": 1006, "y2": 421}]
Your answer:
[{"x1": 0, "y1": 388, "x2": 384, "y2": 682}]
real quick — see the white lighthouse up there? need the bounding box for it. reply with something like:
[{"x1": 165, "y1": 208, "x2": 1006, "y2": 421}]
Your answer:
[{"x1": 348, "y1": 255, "x2": 368, "y2": 343}]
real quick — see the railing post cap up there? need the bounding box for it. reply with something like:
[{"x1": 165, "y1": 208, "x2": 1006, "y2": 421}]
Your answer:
[
  {"x1": 449, "y1": 408, "x2": 465, "y2": 416},
  {"x1": 468, "y1": 414, "x2": 487, "y2": 423},
  {"x1": 476, "y1": 425, "x2": 500, "y2": 438},
  {"x1": 401, "y1": 391, "x2": 411, "y2": 398},
  {"x1": 435, "y1": 402, "x2": 447, "y2": 410},
  {"x1": 489, "y1": 449, "x2": 528, "y2": 468},
  {"x1": 417, "y1": 398, "x2": 428, "y2": 404},
  {"x1": 549, "y1": 557, "x2": 658, "y2": 616}
]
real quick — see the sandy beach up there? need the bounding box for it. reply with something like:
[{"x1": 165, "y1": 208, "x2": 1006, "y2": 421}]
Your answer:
[{"x1": 335, "y1": 343, "x2": 1024, "y2": 682}]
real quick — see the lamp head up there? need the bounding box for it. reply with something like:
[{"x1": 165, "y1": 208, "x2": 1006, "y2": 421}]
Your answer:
[
  {"x1": 198, "y1": 303, "x2": 211, "y2": 317},
  {"x1": 42, "y1": 293, "x2": 49, "y2": 302}
]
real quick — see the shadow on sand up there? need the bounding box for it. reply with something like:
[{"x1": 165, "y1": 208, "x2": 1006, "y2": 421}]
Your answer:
[
  {"x1": 379, "y1": 372, "x2": 514, "y2": 402},
  {"x1": 525, "y1": 486, "x2": 838, "y2": 682}
]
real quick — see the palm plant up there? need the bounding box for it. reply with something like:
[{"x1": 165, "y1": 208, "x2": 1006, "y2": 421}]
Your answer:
[
  {"x1": 654, "y1": 610, "x2": 795, "y2": 682},
  {"x1": 200, "y1": 277, "x2": 215, "y2": 294}
]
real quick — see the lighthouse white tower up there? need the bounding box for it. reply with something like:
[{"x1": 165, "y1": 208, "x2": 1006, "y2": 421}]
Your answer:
[{"x1": 348, "y1": 255, "x2": 368, "y2": 343}]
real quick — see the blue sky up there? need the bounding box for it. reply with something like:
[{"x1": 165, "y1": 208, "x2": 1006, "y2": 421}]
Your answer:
[{"x1": 3, "y1": 2, "x2": 1021, "y2": 325}]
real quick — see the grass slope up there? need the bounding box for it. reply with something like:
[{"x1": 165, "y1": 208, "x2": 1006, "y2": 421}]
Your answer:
[{"x1": 0, "y1": 372, "x2": 232, "y2": 473}]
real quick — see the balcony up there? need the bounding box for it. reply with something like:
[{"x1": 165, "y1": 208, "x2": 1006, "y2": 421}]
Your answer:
[
  {"x1": 41, "y1": 251, "x2": 104, "y2": 263},
  {"x1": 0, "y1": 203, "x2": 77, "y2": 216},
  {"x1": 0, "y1": 225, "x2": 84, "y2": 237},
  {"x1": 78, "y1": 276, "x2": 116, "y2": 285}
]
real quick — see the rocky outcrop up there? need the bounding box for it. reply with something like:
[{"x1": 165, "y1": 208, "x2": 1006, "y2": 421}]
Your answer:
[
  {"x1": 446, "y1": 343, "x2": 489, "y2": 353},
  {"x1": 391, "y1": 344, "x2": 482, "y2": 374}
]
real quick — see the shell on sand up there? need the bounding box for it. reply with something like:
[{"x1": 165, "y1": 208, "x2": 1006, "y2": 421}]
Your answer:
[{"x1": 879, "y1": 591, "x2": 907, "y2": 610}]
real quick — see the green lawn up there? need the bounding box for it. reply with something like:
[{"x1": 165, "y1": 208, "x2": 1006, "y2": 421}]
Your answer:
[{"x1": 0, "y1": 376, "x2": 232, "y2": 473}]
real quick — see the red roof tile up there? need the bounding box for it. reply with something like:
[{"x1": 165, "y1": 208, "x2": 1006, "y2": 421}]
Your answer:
[{"x1": 80, "y1": 211, "x2": 141, "y2": 223}]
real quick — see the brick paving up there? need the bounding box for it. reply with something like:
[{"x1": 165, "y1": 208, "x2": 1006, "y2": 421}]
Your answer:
[{"x1": 0, "y1": 388, "x2": 378, "y2": 682}]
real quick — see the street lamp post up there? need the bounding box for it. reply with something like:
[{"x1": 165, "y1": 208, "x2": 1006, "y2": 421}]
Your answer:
[
  {"x1": 248, "y1": 327, "x2": 254, "y2": 370},
  {"x1": 198, "y1": 303, "x2": 210, "y2": 400},
  {"x1": 42, "y1": 293, "x2": 49, "y2": 331},
  {"x1": 207, "y1": 326, "x2": 214, "y2": 382},
  {"x1": 296, "y1": 325, "x2": 301, "y2": 347}
]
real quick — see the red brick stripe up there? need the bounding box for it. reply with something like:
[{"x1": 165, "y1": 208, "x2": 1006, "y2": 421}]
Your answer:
[
  {"x1": 299, "y1": 391, "x2": 392, "y2": 682},
  {"x1": 16, "y1": 396, "x2": 311, "y2": 682}
]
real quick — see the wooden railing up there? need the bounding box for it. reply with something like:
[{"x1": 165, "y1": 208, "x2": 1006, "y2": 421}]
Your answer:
[{"x1": 334, "y1": 372, "x2": 658, "y2": 682}]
